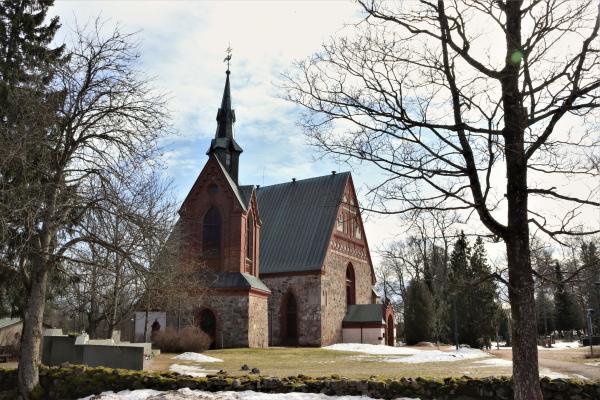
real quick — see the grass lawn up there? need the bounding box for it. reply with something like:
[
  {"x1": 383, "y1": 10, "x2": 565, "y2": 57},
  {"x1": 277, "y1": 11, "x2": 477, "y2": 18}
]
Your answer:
[{"x1": 147, "y1": 347, "x2": 512, "y2": 379}]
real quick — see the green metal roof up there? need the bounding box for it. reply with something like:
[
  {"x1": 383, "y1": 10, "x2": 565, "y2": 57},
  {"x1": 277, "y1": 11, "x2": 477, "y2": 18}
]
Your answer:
[
  {"x1": 343, "y1": 304, "x2": 385, "y2": 324},
  {"x1": 256, "y1": 172, "x2": 349, "y2": 274},
  {"x1": 211, "y1": 272, "x2": 270, "y2": 293},
  {"x1": 0, "y1": 318, "x2": 21, "y2": 330}
]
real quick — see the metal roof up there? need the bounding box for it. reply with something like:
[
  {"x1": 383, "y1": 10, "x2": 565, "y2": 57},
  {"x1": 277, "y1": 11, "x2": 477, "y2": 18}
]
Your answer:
[
  {"x1": 0, "y1": 318, "x2": 21, "y2": 330},
  {"x1": 256, "y1": 172, "x2": 349, "y2": 274},
  {"x1": 212, "y1": 272, "x2": 270, "y2": 293},
  {"x1": 343, "y1": 304, "x2": 385, "y2": 324}
]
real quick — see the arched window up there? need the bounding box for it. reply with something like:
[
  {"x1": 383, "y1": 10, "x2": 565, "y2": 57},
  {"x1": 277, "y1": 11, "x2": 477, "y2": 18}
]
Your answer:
[
  {"x1": 346, "y1": 263, "x2": 356, "y2": 305},
  {"x1": 246, "y1": 214, "x2": 254, "y2": 261},
  {"x1": 202, "y1": 207, "x2": 221, "y2": 256}
]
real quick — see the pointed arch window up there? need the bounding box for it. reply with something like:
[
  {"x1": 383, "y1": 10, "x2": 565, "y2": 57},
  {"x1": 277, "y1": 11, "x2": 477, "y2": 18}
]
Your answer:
[
  {"x1": 203, "y1": 207, "x2": 221, "y2": 257},
  {"x1": 246, "y1": 213, "x2": 254, "y2": 261},
  {"x1": 346, "y1": 263, "x2": 356, "y2": 305}
]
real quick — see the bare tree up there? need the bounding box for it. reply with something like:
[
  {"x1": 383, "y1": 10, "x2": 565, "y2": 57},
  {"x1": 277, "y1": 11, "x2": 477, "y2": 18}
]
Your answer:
[
  {"x1": 283, "y1": 1, "x2": 600, "y2": 398},
  {"x1": 54, "y1": 169, "x2": 177, "y2": 339},
  {"x1": 0, "y1": 21, "x2": 171, "y2": 397}
]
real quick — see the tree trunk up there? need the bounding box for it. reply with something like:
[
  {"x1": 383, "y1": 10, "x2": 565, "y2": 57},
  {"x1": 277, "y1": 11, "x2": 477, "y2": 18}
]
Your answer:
[
  {"x1": 502, "y1": 1, "x2": 543, "y2": 398},
  {"x1": 506, "y1": 233, "x2": 541, "y2": 399},
  {"x1": 18, "y1": 262, "x2": 48, "y2": 399}
]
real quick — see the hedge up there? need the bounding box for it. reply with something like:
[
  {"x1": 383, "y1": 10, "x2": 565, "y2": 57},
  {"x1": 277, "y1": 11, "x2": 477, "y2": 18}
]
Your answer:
[{"x1": 0, "y1": 365, "x2": 599, "y2": 400}]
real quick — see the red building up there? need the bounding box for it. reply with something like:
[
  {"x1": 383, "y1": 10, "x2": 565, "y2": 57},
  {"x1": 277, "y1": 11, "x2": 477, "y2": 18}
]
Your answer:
[{"x1": 172, "y1": 69, "x2": 394, "y2": 348}]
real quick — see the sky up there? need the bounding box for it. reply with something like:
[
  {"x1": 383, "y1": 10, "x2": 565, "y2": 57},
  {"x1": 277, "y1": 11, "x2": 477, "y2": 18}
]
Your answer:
[
  {"x1": 50, "y1": 1, "x2": 599, "y2": 270},
  {"x1": 51, "y1": 0, "x2": 405, "y2": 265}
]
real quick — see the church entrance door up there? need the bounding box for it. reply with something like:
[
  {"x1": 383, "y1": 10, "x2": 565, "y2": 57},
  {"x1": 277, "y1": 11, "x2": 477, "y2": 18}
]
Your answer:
[
  {"x1": 282, "y1": 292, "x2": 298, "y2": 345},
  {"x1": 199, "y1": 309, "x2": 217, "y2": 349},
  {"x1": 386, "y1": 315, "x2": 394, "y2": 346}
]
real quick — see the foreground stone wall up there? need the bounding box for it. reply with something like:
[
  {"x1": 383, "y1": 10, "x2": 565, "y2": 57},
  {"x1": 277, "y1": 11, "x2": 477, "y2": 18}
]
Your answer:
[
  {"x1": 261, "y1": 273, "x2": 322, "y2": 346},
  {"x1": 321, "y1": 250, "x2": 374, "y2": 345},
  {"x1": 1, "y1": 365, "x2": 597, "y2": 400}
]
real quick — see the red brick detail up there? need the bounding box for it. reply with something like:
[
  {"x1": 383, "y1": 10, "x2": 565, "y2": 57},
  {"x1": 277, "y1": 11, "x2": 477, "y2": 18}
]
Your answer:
[{"x1": 178, "y1": 155, "x2": 262, "y2": 278}]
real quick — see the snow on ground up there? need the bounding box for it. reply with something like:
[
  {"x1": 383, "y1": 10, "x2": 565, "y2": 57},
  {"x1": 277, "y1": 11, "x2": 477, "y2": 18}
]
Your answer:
[
  {"x1": 323, "y1": 343, "x2": 421, "y2": 355},
  {"x1": 539, "y1": 368, "x2": 570, "y2": 380},
  {"x1": 539, "y1": 341, "x2": 580, "y2": 350},
  {"x1": 168, "y1": 364, "x2": 217, "y2": 377},
  {"x1": 79, "y1": 389, "x2": 421, "y2": 400},
  {"x1": 585, "y1": 361, "x2": 600, "y2": 366},
  {"x1": 173, "y1": 352, "x2": 223, "y2": 363},
  {"x1": 384, "y1": 348, "x2": 489, "y2": 363},
  {"x1": 473, "y1": 358, "x2": 513, "y2": 367}
]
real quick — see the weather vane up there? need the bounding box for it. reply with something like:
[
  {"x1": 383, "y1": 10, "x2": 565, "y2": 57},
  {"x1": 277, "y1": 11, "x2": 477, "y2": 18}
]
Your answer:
[{"x1": 224, "y1": 44, "x2": 232, "y2": 72}]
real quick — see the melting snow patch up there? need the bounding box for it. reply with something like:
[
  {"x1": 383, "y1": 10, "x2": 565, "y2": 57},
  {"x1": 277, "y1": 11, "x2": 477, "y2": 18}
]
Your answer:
[
  {"x1": 473, "y1": 358, "x2": 512, "y2": 367},
  {"x1": 173, "y1": 352, "x2": 223, "y2": 363},
  {"x1": 539, "y1": 341, "x2": 580, "y2": 350},
  {"x1": 384, "y1": 348, "x2": 489, "y2": 363},
  {"x1": 323, "y1": 343, "x2": 421, "y2": 355},
  {"x1": 79, "y1": 389, "x2": 161, "y2": 400},
  {"x1": 79, "y1": 388, "x2": 421, "y2": 400},
  {"x1": 169, "y1": 364, "x2": 215, "y2": 377},
  {"x1": 585, "y1": 361, "x2": 600, "y2": 366},
  {"x1": 540, "y1": 369, "x2": 570, "y2": 379}
]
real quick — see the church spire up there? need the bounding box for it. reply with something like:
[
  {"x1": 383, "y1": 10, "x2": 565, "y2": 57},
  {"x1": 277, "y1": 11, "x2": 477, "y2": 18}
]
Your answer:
[{"x1": 207, "y1": 47, "x2": 243, "y2": 184}]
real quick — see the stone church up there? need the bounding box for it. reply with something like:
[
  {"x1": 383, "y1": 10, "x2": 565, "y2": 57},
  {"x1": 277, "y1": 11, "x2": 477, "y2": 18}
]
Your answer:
[{"x1": 170, "y1": 69, "x2": 394, "y2": 348}]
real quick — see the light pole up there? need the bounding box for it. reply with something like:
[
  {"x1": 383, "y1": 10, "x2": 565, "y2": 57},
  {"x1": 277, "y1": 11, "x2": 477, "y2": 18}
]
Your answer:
[{"x1": 587, "y1": 308, "x2": 594, "y2": 358}]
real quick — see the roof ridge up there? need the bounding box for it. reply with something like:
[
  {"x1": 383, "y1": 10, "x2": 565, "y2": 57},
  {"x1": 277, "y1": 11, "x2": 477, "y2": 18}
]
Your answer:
[{"x1": 258, "y1": 171, "x2": 350, "y2": 190}]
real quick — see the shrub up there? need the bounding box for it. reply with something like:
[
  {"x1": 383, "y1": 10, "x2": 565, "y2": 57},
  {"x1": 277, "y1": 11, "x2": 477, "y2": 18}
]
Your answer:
[{"x1": 152, "y1": 326, "x2": 211, "y2": 353}]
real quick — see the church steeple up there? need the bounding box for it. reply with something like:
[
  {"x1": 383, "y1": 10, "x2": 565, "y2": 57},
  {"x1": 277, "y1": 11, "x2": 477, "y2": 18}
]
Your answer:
[{"x1": 207, "y1": 64, "x2": 243, "y2": 184}]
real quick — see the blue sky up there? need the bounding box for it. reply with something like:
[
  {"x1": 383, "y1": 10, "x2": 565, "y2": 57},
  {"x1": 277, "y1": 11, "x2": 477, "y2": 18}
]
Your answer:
[
  {"x1": 50, "y1": 1, "x2": 404, "y2": 258},
  {"x1": 50, "y1": 1, "x2": 600, "y2": 267}
]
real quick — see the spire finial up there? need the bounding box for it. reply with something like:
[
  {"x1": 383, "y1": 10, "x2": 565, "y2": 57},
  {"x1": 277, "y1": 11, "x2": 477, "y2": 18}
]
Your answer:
[{"x1": 224, "y1": 44, "x2": 232, "y2": 74}]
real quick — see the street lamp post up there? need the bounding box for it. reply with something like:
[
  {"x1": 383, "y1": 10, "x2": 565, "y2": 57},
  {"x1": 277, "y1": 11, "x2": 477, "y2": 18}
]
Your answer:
[{"x1": 587, "y1": 308, "x2": 594, "y2": 358}]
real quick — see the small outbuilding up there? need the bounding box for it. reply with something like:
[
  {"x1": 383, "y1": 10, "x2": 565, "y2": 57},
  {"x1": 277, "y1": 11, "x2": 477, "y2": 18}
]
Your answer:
[
  {"x1": 342, "y1": 304, "x2": 395, "y2": 346},
  {"x1": 0, "y1": 318, "x2": 22, "y2": 348}
]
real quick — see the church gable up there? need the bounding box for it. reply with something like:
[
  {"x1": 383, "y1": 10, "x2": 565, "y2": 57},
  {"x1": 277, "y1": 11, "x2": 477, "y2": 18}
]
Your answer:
[
  {"x1": 328, "y1": 176, "x2": 376, "y2": 284},
  {"x1": 178, "y1": 155, "x2": 248, "y2": 273}
]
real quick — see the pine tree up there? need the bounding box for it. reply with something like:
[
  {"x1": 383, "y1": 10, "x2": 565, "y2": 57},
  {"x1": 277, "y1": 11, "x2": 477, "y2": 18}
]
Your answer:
[
  {"x1": 580, "y1": 241, "x2": 600, "y2": 331},
  {"x1": 535, "y1": 287, "x2": 555, "y2": 336},
  {"x1": 469, "y1": 237, "x2": 501, "y2": 345},
  {"x1": 0, "y1": 0, "x2": 66, "y2": 320},
  {"x1": 404, "y1": 279, "x2": 433, "y2": 345},
  {"x1": 447, "y1": 232, "x2": 471, "y2": 346},
  {"x1": 554, "y1": 262, "x2": 585, "y2": 334}
]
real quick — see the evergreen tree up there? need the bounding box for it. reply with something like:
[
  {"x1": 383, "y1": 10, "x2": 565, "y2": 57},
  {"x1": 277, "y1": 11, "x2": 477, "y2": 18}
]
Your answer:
[
  {"x1": 469, "y1": 237, "x2": 501, "y2": 344},
  {"x1": 0, "y1": 0, "x2": 66, "y2": 320},
  {"x1": 404, "y1": 279, "x2": 433, "y2": 345},
  {"x1": 580, "y1": 241, "x2": 600, "y2": 330},
  {"x1": 535, "y1": 287, "x2": 555, "y2": 336},
  {"x1": 447, "y1": 232, "x2": 471, "y2": 346},
  {"x1": 447, "y1": 234, "x2": 501, "y2": 347},
  {"x1": 554, "y1": 262, "x2": 585, "y2": 334}
]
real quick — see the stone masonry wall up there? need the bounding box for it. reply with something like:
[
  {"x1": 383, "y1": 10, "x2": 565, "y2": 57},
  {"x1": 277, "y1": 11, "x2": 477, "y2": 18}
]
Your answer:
[
  {"x1": 320, "y1": 250, "x2": 374, "y2": 346},
  {"x1": 248, "y1": 294, "x2": 269, "y2": 348},
  {"x1": 192, "y1": 294, "x2": 249, "y2": 348},
  {"x1": 261, "y1": 274, "x2": 322, "y2": 346}
]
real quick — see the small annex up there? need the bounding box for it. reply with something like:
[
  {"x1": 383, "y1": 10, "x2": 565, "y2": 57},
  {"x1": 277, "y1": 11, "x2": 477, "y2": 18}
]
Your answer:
[{"x1": 154, "y1": 68, "x2": 394, "y2": 348}]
